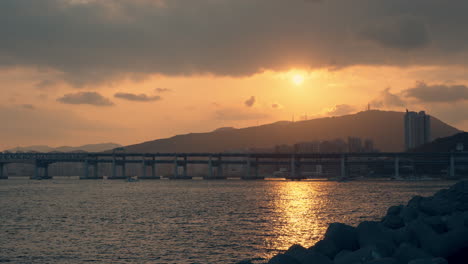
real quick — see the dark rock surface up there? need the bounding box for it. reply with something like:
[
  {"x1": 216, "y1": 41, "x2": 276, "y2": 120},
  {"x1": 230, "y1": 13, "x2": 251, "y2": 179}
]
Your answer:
[{"x1": 238, "y1": 181, "x2": 468, "y2": 264}]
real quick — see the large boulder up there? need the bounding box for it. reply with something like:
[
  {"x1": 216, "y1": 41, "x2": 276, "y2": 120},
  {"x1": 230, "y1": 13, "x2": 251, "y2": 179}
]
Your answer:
[
  {"x1": 393, "y1": 243, "x2": 433, "y2": 264},
  {"x1": 418, "y1": 196, "x2": 455, "y2": 216},
  {"x1": 364, "y1": 258, "x2": 398, "y2": 264},
  {"x1": 284, "y1": 244, "x2": 333, "y2": 264},
  {"x1": 356, "y1": 221, "x2": 395, "y2": 257},
  {"x1": 392, "y1": 226, "x2": 415, "y2": 246},
  {"x1": 387, "y1": 205, "x2": 404, "y2": 216},
  {"x1": 333, "y1": 246, "x2": 379, "y2": 264},
  {"x1": 410, "y1": 217, "x2": 468, "y2": 258},
  {"x1": 312, "y1": 239, "x2": 340, "y2": 260},
  {"x1": 323, "y1": 223, "x2": 359, "y2": 252},
  {"x1": 400, "y1": 206, "x2": 419, "y2": 224},
  {"x1": 408, "y1": 258, "x2": 448, "y2": 264},
  {"x1": 268, "y1": 254, "x2": 301, "y2": 264},
  {"x1": 383, "y1": 215, "x2": 405, "y2": 229},
  {"x1": 421, "y1": 216, "x2": 446, "y2": 234},
  {"x1": 444, "y1": 212, "x2": 465, "y2": 231}
]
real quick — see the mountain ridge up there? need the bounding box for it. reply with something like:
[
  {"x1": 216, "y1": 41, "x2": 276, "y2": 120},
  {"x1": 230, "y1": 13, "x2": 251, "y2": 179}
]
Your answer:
[
  {"x1": 123, "y1": 110, "x2": 462, "y2": 153},
  {"x1": 3, "y1": 143, "x2": 122, "y2": 153}
]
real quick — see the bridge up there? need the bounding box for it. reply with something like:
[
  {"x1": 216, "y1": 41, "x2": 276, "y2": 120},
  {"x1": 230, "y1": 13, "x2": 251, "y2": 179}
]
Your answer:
[{"x1": 0, "y1": 152, "x2": 467, "y2": 180}]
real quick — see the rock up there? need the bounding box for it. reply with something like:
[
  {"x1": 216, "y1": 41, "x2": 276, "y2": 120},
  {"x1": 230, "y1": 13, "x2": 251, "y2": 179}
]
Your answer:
[
  {"x1": 410, "y1": 218, "x2": 468, "y2": 257},
  {"x1": 268, "y1": 254, "x2": 301, "y2": 264},
  {"x1": 444, "y1": 212, "x2": 465, "y2": 231},
  {"x1": 446, "y1": 246, "x2": 468, "y2": 264},
  {"x1": 323, "y1": 223, "x2": 359, "y2": 252},
  {"x1": 400, "y1": 207, "x2": 419, "y2": 224},
  {"x1": 408, "y1": 257, "x2": 448, "y2": 264},
  {"x1": 299, "y1": 252, "x2": 333, "y2": 264},
  {"x1": 334, "y1": 246, "x2": 376, "y2": 264},
  {"x1": 387, "y1": 205, "x2": 403, "y2": 216},
  {"x1": 449, "y1": 181, "x2": 468, "y2": 211},
  {"x1": 357, "y1": 221, "x2": 395, "y2": 257},
  {"x1": 422, "y1": 216, "x2": 446, "y2": 234},
  {"x1": 429, "y1": 228, "x2": 468, "y2": 258},
  {"x1": 392, "y1": 226, "x2": 415, "y2": 246},
  {"x1": 393, "y1": 243, "x2": 433, "y2": 264},
  {"x1": 407, "y1": 196, "x2": 424, "y2": 209},
  {"x1": 285, "y1": 244, "x2": 333, "y2": 264},
  {"x1": 464, "y1": 211, "x2": 468, "y2": 227},
  {"x1": 383, "y1": 215, "x2": 405, "y2": 229},
  {"x1": 312, "y1": 239, "x2": 340, "y2": 260},
  {"x1": 364, "y1": 258, "x2": 398, "y2": 264},
  {"x1": 419, "y1": 196, "x2": 455, "y2": 216}
]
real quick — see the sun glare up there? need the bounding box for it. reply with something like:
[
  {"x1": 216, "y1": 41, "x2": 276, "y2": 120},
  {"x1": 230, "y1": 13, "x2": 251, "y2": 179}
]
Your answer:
[{"x1": 292, "y1": 74, "x2": 305, "y2": 86}]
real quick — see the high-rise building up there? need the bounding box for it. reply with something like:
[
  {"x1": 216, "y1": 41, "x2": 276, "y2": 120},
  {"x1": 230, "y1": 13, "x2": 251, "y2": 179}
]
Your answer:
[
  {"x1": 363, "y1": 139, "x2": 374, "y2": 152},
  {"x1": 404, "y1": 110, "x2": 431, "y2": 150},
  {"x1": 348, "y1": 137, "x2": 363, "y2": 152}
]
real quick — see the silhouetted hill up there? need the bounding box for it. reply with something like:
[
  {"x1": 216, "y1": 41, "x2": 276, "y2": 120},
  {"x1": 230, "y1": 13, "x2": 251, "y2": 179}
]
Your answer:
[
  {"x1": 4, "y1": 143, "x2": 122, "y2": 153},
  {"x1": 411, "y1": 132, "x2": 468, "y2": 152},
  {"x1": 123, "y1": 110, "x2": 461, "y2": 153}
]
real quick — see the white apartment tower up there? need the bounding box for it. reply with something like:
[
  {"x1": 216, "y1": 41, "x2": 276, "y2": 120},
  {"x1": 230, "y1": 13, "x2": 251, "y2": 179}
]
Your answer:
[{"x1": 404, "y1": 110, "x2": 431, "y2": 150}]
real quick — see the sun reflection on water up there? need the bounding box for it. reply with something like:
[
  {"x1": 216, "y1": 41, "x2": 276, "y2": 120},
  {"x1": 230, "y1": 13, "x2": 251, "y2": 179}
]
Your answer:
[{"x1": 265, "y1": 181, "x2": 328, "y2": 254}]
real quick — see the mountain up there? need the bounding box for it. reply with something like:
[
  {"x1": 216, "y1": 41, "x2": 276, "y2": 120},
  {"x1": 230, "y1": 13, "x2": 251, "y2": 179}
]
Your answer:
[
  {"x1": 123, "y1": 110, "x2": 461, "y2": 153},
  {"x1": 411, "y1": 132, "x2": 468, "y2": 153},
  {"x1": 4, "y1": 143, "x2": 122, "y2": 153}
]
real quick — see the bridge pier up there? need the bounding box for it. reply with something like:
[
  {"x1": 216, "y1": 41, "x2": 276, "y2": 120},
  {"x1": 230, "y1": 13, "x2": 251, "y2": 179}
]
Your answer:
[
  {"x1": 140, "y1": 158, "x2": 160, "y2": 179},
  {"x1": 170, "y1": 155, "x2": 191, "y2": 180},
  {"x1": 449, "y1": 154, "x2": 456, "y2": 179},
  {"x1": 242, "y1": 156, "x2": 263, "y2": 180},
  {"x1": 183, "y1": 156, "x2": 188, "y2": 178},
  {"x1": 141, "y1": 160, "x2": 146, "y2": 178},
  {"x1": 109, "y1": 156, "x2": 126, "y2": 180},
  {"x1": 122, "y1": 159, "x2": 126, "y2": 179},
  {"x1": 80, "y1": 160, "x2": 101, "y2": 180},
  {"x1": 0, "y1": 163, "x2": 6, "y2": 179},
  {"x1": 217, "y1": 156, "x2": 223, "y2": 179},
  {"x1": 255, "y1": 158, "x2": 259, "y2": 179},
  {"x1": 287, "y1": 155, "x2": 304, "y2": 180},
  {"x1": 204, "y1": 155, "x2": 226, "y2": 180},
  {"x1": 340, "y1": 154, "x2": 347, "y2": 179},
  {"x1": 151, "y1": 163, "x2": 158, "y2": 179},
  {"x1": 32, "y1": 161, "x2": 52, "y2": 180},
  {"x1": 394, "y1": 156, "x2": 400, "y2": 179}
]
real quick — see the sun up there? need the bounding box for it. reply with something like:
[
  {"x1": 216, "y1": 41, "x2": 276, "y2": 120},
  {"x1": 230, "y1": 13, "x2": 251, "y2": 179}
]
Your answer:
[{"x1": 292, "y1": 74, "x2": 305, "y2": 86}]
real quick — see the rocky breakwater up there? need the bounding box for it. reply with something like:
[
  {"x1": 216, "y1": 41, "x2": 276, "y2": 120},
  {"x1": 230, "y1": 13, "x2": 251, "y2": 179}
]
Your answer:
[{"x1": 240, "y1": 181, "x2": 468, "y2": 264}]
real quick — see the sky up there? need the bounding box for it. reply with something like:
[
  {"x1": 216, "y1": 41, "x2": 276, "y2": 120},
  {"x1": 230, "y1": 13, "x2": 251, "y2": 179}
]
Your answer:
[{"x1": 1, "y1": 0, "x2": 468, "y2": 150}]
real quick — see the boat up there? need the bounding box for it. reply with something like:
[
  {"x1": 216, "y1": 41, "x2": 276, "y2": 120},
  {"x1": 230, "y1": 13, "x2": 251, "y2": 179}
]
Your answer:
[{"x1": 126, "y1": 176, "x2": 139, "y2": 182}]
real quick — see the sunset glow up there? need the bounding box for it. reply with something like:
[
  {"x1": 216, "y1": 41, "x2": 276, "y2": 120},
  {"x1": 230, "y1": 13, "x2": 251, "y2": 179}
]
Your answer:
[
  {"x1": 0, "y1": 0, "x2": 467, "y2": 151},
  {"x1": 292, "y1": 74, "x2": 305, "y2": 86}
]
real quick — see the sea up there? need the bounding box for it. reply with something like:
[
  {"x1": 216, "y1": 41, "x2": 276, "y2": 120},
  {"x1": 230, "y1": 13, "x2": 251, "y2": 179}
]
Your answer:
[{"x1": 0, "y1": 179, "x2": 456, "y2": 263}]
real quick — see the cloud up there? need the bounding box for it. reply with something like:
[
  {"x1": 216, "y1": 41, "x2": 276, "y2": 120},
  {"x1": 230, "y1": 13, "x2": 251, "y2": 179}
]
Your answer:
[
  {"x1": 57, "y1": 92, "x2": 114, "y2": 106},
  {"x1": 360, "y1": 16, "x2": 430, "y2": 51},
  {"x1": 21, "y1": 104, "x2": 35, "y2": 110},
  {"x1": 271, "y1": 103, "x2": 283, "y2": 109},
  {"x1": 35, "y1": 79, "x2": 57, "y2": 90},
  {"x1": 244, "y1": 96, "x2": 256, "y2": 107},
  {"x1": 404, "y1": 82, "x2": 468, "y2": 103},
  {"x1": 114, "y1": 92, "x2": 161, "y2": 102},
  {"x1": 371, "y1": 88, "x2": 406, "y2": 108},
  {"x1": 214, "y1": 107, "x2": 269, "y2": 121},
  {"x1": 325, "y1": 104, "x2": 357, "y2": 116},
  {"x1": 1, "y1": 0, "x2": 468, "y2": 85},
  {"x1": 155, "y1": 88, "x2": 172, "y2": 93}
]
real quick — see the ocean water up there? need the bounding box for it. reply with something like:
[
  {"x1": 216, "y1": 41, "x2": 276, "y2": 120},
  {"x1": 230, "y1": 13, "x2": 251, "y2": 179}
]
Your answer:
[{"x1": 0, "y1": 179, "x2": 455, "y2": 263}]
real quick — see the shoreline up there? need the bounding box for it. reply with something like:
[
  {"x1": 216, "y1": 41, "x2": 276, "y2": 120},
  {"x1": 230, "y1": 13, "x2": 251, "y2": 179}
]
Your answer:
[{"x1": 239, "y1": 181, "x2": 468, "y2": 264}]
